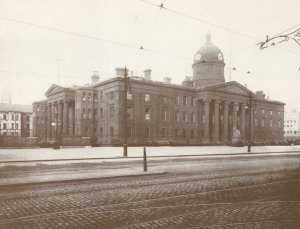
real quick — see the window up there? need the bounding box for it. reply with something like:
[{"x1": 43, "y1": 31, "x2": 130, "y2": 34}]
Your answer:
[
  {"x1": 100, "y1": 108, "x2": 104, "y2": 119},
  {"x1": 162, "y1": 109, "x2": 167, "y2": 121},
  {"x1": 183, "y1": 112, "x2": 188, "y2": 122},
  {"x1": 262, "y1": 119, "x2": 265, "y2": 127},
  {"x1": 110, "y1": 92, "x2": 115, "y2": 100},
  {"x1": 270, "y1": 120, "x2": 273, "y2": 127},
  {"x1": 191, "y1": 113, "x2": 195, "y2": 123},
  {"x1": 191, "y1": 129, "x2": 195, "y2": 138},
  {"x1": 16, "y1": 123, "x2": 18, "y2": 130},
  {"x1": 175, "y1": 96, "x2": 180, "y2": 105},
  {"x1": 127, "y1": 92, "x2": 132, "y2": 100},
  {"x1": 83, "y1": 108, "x2": 86, "y2": 119},
  {"x1": 145, "y1": 107, "x2": 150, "y2": 120},
  {"x1": 109, "y1": 105, "x2": 115, "y2": 118},
  {"x1": 110, "y1": 127, "x2": 114, "y2": 137},
  {"x1": 270, "y1": 110, "x2": 273, "y2": 115},
  {"x1": 100, "y1": 91, "x2": 104, "y2": 102},
  {"x1": 255, "y1": 119, "x2": 258, "y2": 126},
  {"x1": 191, "y1": 97, "x2": 195, "y2": 107},
  {"x1": 94, "y1": 109, "x2": 97, "y2": 119},
  {"x1": 82, "y1": 92, "x2": 86, "y2": 101},
  {"x1": 145, "y1": 94, "x2": 150, "y2": 102},
  {"x1": 278, "y1": 111, "x2": 281, "y2": 116},
  {"x1": 162, "y1": 97, "x2": 167, "y2": 104},
  {"x1": 88, "y1": 109, "x2": 91, "y2": 119},
  {"x1": 294, "y1": 131, "x2": 297, "y2": 134},
  {"x1": 88, "y1": 93, "x2": 92, "y2": 102},
  {"x1": 175, "y1": 128, "x2": 179, "y2": 138},
  {"x1": 278, "y1": 120, "x2": 281, "y2": 128},
  {"x1": 11, "y1": 114, "x2": 14, "y2": 120},
  {"x1": 182, "y1": 129, "x2": 187, "y2": 138},
  {"x1": 262, "y1": 109, "x2": 265, "y2": 114},
  {"x1": 11, "y1": 123, "x2": 14, "y2": 129},
  {"x1": 26, "y1": 116, "x2": 30, "y2": 121},
  {"x1": 175, "y1": 111, "x2": 180, "y2": 122},
  {"x1": 99, "y1": 127, "x2": 103, "y2": 137},
  {"x1": 94, "y1": 93, "x2": 98, "y2": 102},
  {"x1": 183, "y1": 96, "x2": 188, "y2": 105},
  {"x1": 161, "y1": 128, "x2": 166, "y2": 138},
  {"x1": 3, "y1": 114, "x2": 7, "y2": 120},
  {"x1": 127, "y1": 107, "x2": 133, "y2": 119},
  {"x1": 127, "y1": 127, "x2": 132, "y2": 138},
  {"x1": 85, "y1": 127, "x2": 89, "y2": 134},
  {"x1": 145, "y1": 127, "x2": 150, "y2": 138}
]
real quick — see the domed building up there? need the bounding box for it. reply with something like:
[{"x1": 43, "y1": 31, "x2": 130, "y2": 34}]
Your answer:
[
  {"x1": 192, "y1": 33, "x2": 225, "y2": 88},
  {"x1": 33, "y1": 33, "x2": 285, "y2": 146}
]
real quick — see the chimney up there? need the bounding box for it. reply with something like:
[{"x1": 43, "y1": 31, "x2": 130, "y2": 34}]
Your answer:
[
  {"x1": 163, "y1": 77, "x2": 171, "y2": 84},
  {"x1": 115, "y1": 67, "x2": 127, "y2": 77},
  {"x1": 182, "y1": 76, "x2": 193, "y2": 88},
  {"x1": 256, "y1": 90, "x2": 266, "y2": 99},
  {"x1": 144, "y1": 69, "x2": 152, "y2": 80},
  {"x1": 91, "y1": 71, "x2": 100, "y2": 84}
]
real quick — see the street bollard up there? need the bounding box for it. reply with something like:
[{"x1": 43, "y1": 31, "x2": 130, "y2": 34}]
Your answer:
[
  {"x1": 143, "y1": 147, "x2": 147, "y2": 172},
  {"x1": 123, "y1": 143, "x2": 128, "y2": 157}
]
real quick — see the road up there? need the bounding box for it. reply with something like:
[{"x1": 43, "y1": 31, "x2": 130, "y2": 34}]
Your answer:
[{"x1": 0, "y1": 154, "x2": 300, "y2": 228}]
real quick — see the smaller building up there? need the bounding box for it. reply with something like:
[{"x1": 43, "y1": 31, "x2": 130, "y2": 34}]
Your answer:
[
  {"x1": 284, "y1": 109, "x2": 300, "y2": 143},
  {"x1": 0, "y1": 103, "x2": 33, "y2": 137}
]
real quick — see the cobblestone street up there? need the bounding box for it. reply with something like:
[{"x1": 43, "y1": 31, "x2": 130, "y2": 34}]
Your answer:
[{"x1": 0, "y1": 154, "x2": 300, "y2": 228}]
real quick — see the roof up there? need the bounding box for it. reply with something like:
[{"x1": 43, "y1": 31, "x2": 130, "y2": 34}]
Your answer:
[{"x1": 0, "y1": 103, "x2": 32, "y2": 113}]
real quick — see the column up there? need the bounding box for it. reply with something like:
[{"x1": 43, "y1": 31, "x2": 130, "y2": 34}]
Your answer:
[
  {"x1": 63, "y1": 100, "x2": 69, "y2": 135},
  {"x1": 213, "y1": 100, "x2": 220, "y2": 143},
  {"x1": 240, "y1": 103, "x2": 246, "y2": 139},
  {"x1": 51, "y1": 103, "x2": 56, "y2": 140},
  {"x1": 47, "y1": 103, "x2": 52, "y2": 140},
  {"x1": 223, "y1": 101, "x2": 229, "y2": 143},
  {"x1": 203, "y1": 99, "x2": 210, "y2": 143},
  {"x1": 232, "y1": 102, "x2": 239, "y2": 131},
  {"x1": 58, "y1": 101, "x2": 63, "y2": 137},
  {"x1": 196, "y1": 100, "x2": 202, "y2": 141},
  {"x1": 69, "y1": 103, "x2": 74, "y2": 136}
]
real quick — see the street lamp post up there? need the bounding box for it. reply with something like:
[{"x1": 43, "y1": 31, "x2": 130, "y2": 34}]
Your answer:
[
  {"x1": 123, "y1": 66, "x2": 128, "y2": 157},
  {"x1": 247, "y1": 93, "x2": 253, "y2": 152}
]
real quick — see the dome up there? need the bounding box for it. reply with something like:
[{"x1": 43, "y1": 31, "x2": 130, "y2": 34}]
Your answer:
[{"x1": 194, "y1": 33, "x2": 224, "y2": 63}]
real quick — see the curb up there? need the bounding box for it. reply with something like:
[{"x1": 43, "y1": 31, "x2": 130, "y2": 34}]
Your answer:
[
  {"x1": 0, "y1": 171, "x2": 167, "y2": 188},
  {"x1": 1, "y1": 150, "x2": 300, "y2": 164}
]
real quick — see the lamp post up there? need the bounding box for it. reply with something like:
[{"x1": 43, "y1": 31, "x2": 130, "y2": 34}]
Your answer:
[
  {"x1": 123, "y1": 66, "x2": 128, "y2": 157},
  {"x1": 247, "y1": 93, "x2": 253, "y2": 152}
]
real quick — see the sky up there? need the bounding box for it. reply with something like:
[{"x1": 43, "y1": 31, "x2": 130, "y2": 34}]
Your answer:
[{"x1": 0, "y1": 0, "x2": 299, "y2": 111}]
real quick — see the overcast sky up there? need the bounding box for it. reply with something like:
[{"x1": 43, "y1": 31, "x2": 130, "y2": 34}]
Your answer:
[{"x1": 0, "y1": 0, "x2": 299, "y2": 111}]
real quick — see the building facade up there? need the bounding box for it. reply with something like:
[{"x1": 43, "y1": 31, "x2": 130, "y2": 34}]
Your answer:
[
  {"x1": 284, "y1": 110, "x2": 300, "y2": 143},
  {"x1": 0, "y1": 103, "x2": 32, "y2": 137},
  {"x1": 32, "y1": 34, "x2": 285, "y2": 145}
]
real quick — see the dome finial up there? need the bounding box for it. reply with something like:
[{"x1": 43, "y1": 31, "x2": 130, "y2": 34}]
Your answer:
[{"x1": 206, "y1": 31, "x2": 211, "y2": 44}]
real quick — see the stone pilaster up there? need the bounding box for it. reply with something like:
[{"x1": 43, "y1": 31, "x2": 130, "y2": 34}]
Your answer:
[{"x1": 223, "y1": 101, "x2": 230, "y2": 143}]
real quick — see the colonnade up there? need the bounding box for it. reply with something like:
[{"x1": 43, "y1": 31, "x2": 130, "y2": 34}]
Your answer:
[
  {"x1": 199, "y1": 99, "x2": 248, "y2": 144},
  {"x1": 45, "y1": 100, "x2": 75, "y2": 140}
]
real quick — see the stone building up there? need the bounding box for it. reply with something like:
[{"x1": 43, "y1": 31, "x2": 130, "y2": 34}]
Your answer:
[
  {"x1": 32, "y1": 34, "x2": 285, "y2": 145},
  {"x1": 0, "y1": 103, "x2": 32, "y2": 137}
]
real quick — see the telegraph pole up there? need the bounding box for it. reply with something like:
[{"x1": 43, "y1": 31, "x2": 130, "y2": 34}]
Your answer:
[
  {"x1": 123, "y1": 66, "x2": 128, "y2": 157},
  {"x1": 248, "y1": 93, "x2": 252, "y2": 152}
]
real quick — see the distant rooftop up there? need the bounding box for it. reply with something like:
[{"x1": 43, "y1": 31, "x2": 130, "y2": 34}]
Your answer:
[{"x1": 0, "y1": 103, "x2": 32, "y2": 113}]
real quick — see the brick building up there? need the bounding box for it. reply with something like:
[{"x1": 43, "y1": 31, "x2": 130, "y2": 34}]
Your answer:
[
  {"x1": 284, "y1": 110, "x2": 300, "y2": 143},
  {"x1": 32, "y1": 34, "x2": 285, "y2": 145}
]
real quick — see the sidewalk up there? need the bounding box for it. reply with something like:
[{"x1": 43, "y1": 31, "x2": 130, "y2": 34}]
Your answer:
[{"x1": 0, "y1": 161, "x2": 165, "y2": 186}]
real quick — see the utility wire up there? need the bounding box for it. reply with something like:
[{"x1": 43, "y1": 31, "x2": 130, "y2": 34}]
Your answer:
[
  {"x1": 0, "y1": 16, "x2": 191, "y2": 61},
  {"x1": 139, "y1": 0, "x2": 260, "y2": 41}
]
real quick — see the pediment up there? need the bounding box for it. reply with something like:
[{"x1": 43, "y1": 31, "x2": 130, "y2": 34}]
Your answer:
[
  {"x1": 206, "y1": 81, "x2": 253, "y2": 96},
  {"x1": 45, "y1": 84, "x2": 64, "y2": 96}
]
